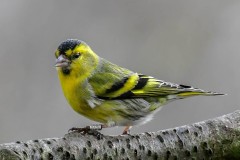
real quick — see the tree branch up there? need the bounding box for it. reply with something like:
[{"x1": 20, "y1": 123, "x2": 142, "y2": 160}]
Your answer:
[{"x1": 1, "y1": 110, "x2": 240, "y2": 159}]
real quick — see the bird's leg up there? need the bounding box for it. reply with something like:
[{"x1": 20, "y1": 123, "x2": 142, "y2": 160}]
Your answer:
[{"x1": 122, "y1": 126, "x2": 132, "y2": 135}]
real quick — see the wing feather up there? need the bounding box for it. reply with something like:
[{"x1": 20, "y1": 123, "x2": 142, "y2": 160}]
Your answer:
[
  {"x1": 90, "y1": 72, "x2": 206, "y2": 100},
  {"x1": 88, "y1": 59, "x2": 214, "y2": 100}
]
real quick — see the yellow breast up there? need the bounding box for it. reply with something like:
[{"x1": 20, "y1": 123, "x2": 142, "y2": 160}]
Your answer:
[{"x1": 57, "y1": 69, "x2": 91, "y2": 114}]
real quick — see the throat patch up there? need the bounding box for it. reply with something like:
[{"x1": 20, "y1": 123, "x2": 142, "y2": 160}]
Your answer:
[{"x1": 62, "y1": 67, "x2": 70, "y2": 75}]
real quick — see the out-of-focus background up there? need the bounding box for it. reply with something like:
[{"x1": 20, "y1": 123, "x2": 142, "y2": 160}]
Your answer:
[{"x1": 0, "y1": 1, "x2": 239, "y2": 143}]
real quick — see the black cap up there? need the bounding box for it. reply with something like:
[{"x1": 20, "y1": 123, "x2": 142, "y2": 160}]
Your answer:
[{"x1": 58, "y1": 39, "x2": 82, "y2": 53}]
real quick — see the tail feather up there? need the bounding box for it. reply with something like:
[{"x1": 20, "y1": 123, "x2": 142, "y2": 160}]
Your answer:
[
  {"x1": 166, "y1": 87, "x2": 225, "y2": 103},
  {"x1": 177, "y1": 90, "x2": 226, "y2": 97},
  {"x1": 203, "y1": 92, "x2": 226, "y2": 96},
  {"x1": 174, "y1": 84, "x2": 225, "y2": 97},
  {"x1": 165, "y1": 83, "x2": 225, "y2": 101}
]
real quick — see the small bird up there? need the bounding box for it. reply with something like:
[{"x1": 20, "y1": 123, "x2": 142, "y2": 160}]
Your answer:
[{"x1": 55, "y1": 39, "x2": 224, "y2": 134}]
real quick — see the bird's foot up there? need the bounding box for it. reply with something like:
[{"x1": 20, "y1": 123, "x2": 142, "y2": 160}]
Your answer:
[
  {"x1": 68, "y1": 124, "x2": 103, "y2": 135},
  {"x1": 68, "y1": 125, "x2": 104, "y2": 139},
  {"x1": 122, "y1": 126, "x2": 132, "y2": 135},
  {"x1": 122, "y1": 130, "x2": 130, "y2": 135},
  {"x1": 68, "y1": 126, "x2": 91, "y2": 134}
]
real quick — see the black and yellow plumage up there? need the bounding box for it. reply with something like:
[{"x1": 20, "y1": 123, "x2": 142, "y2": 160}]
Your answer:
[{"x1": 55, "y1": 39, "x2": 224, "y2": 134}]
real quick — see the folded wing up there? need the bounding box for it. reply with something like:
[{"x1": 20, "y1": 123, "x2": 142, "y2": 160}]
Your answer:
[{"x1": 89, "y1": 72, "x2": 220, "y2": 100}]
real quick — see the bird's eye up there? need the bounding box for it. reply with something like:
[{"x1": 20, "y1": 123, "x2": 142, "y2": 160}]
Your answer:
[{"x1": 72, "y1": 53, "x2": 80, "y2": 60}]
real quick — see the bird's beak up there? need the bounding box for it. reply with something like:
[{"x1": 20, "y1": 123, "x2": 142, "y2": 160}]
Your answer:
[{"x1": 55, "y1": 55, "x2": 70, "y2": 68}]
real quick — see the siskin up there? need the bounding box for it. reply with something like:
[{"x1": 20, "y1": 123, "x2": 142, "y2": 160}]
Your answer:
[{"x1": 55, "y1": 39, "x2": 224, "y2": 134}]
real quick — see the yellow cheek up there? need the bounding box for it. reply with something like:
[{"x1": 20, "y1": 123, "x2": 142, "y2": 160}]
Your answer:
[{"x1": 55, "y1": 50, "x2": 60, "y2": 58}]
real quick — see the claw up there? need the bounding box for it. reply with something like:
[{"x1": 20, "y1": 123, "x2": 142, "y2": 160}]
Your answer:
[
  {"x1": 68, "y1": 126, "x2": 91, "y2": 134},
  {"x1": 122, "y1": 130, "x2": 130, "y2": 135},
  {"x1": 68, "y1": 124, "x2": 103, "y2": 135},
  {"x1": 122, "y1": 126, "x2": 132, "y2": 135},
  {"x1": 68, "y1": 126, "x2": 103, "y2": 139}
]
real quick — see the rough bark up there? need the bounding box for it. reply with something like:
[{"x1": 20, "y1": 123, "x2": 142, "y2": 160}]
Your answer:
[{"x1": 1, "y1": 110, "x2": 240, "y2": 160}]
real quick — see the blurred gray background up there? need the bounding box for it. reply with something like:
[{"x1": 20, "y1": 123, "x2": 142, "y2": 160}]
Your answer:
[{"x1": 0, "y1": 0, "x2": 239, "y2": 143}]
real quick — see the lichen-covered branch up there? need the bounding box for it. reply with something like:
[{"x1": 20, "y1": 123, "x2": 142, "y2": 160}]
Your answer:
[{"x1": 1, "y1": 111, "x2": 240, "y2": 160}]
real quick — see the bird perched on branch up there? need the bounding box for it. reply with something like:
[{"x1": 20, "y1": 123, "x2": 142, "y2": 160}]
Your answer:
[{"x1": 55, "y1": 39, "x2": 224, "y2": 134}]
